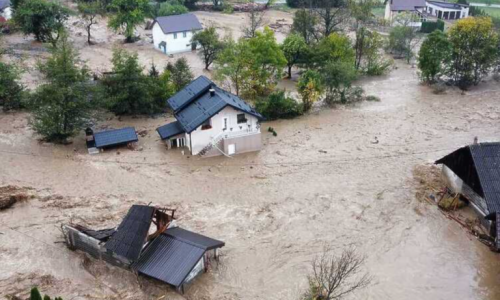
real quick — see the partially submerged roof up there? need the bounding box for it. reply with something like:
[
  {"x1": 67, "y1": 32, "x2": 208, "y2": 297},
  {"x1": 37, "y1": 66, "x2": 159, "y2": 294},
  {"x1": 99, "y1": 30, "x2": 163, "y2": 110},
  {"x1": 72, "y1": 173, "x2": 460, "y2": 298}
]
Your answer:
[
  {"x1": 164, "y1": 76, "x2": 263, "y2": 134},
  {"x1": 154, "y1": 14, "x2": 203, "y2": 35},
  {"x1": 436, "y1": 143, "x2": 500, "y2": 214},
  {"x1": 0, "y1": 0, "x2": 10, "y2": 10},
  {"x1": 157, "y1": 121, "x2": 185, "y2": 140},
  {"x1": 133, "y1": 227, "x2": 224, "y2": 287},
  {"x1": 387, "y1": 0, "x2": 426, "y2": 11},
  {"x1": 427, "y1": 1, "x2": 466, "y2": 9},
  {"x1": 93, "y1": 127, "x2": 138, "y2": 148},
  {"x1": 104, "y1": 205, "x2": 155, "y2": 262}
]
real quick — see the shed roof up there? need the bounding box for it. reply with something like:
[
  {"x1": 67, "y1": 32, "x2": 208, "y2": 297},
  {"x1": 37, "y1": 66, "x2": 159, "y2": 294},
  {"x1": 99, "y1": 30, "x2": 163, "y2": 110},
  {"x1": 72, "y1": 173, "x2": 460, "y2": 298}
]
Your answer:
[
  {"x1": 157, "y1": 121, "x2": 185, "y2": 140},
  {"x1": 387, "y1": 0, "x2": 426, "y2": 11},
  {"x1": 154, "y1": 14, "x2": 203, "y2": 35},
  {"x1": 104, "y1": 205, "x2": 155, "y2": 262},
  {"x1": 132, "y1": 227, "x2": 224, "y2": 287},
  {"x1": 93, "y1": 127, "x2": 138, "y2": 148},
  {"x1": 0, "y1": 0, "x2": 10, "y2": 10},
  {"x1": 436, "y1": 143, "x2": 500, "y2": 214}
]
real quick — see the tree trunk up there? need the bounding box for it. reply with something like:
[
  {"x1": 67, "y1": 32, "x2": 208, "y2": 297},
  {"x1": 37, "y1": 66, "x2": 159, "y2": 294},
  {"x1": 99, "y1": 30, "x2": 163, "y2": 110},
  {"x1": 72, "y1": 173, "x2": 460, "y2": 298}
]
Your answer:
[{"x1": 288, "y1": 65, "x2": 292, "y2": 79}]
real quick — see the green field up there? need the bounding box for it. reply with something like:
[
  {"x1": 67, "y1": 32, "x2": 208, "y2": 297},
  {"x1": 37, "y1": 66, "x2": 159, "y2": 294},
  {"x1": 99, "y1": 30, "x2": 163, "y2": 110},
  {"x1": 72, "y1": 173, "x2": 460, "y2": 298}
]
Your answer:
[
  {"x1": 371, "y1": 6, "x2": 385, "y2": 17},
  {"x1": 481, "y1": 6, "x2": 500, "y2": 17}
]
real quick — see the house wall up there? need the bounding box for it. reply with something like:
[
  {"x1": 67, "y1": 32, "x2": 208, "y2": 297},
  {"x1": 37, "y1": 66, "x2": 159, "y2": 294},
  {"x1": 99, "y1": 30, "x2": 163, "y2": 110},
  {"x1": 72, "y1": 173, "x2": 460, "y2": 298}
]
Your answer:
[
  {"x1": 152, "y1": 23, "x2": 200, "y2": 55},
  {"x1": 425, "y1": 3, "x2": 469, "y2": 20},
  {"x1": 222, "y1": 133, "x2": 262, "y2": 156},
  {"x1": 0, "y1": 7, "x2": 11, "y2": 20},
  {"x1": 386, "y1": 7, "x2": 426, "y2": 27},
  {"x1": 189, "y1": 106, "x2": 261, "y2": 156}
]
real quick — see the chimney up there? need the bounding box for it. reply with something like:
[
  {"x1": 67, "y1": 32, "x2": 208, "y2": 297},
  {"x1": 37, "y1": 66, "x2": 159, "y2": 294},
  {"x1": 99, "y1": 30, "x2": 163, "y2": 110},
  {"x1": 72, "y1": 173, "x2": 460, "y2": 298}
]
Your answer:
[{"x1": 209, "y1": 88, "x2": 215, "y2": 97}]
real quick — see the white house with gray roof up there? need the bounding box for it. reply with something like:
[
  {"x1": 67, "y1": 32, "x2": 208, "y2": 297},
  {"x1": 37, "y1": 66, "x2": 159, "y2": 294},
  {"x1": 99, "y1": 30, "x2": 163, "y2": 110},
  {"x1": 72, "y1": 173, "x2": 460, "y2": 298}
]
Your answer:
[
  {"x1": 157, "y1": 76, "x2": 264, "y2": 157},
  {"x1": 384, "y1": 0, "x2": 469, "y2": 26},
  {"x1": 152, "y1": 13, "x2": 203, "y2": 55},
  {"x1": 425, "y1": 1, "x2": 469, "y2": 20},
  {"x1": 0, "y1": 0, "x2": 11, "y2": 20}
]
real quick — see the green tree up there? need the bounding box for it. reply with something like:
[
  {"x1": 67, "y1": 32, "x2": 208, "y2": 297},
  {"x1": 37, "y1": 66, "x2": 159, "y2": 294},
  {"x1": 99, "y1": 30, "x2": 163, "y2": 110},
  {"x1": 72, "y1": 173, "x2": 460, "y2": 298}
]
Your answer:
[
  {"x1": 312, "y1": 32, "x2": 355, "y2": 68},
  {"x1": 292, "y1": 8, "x2": 317, "y2": 44},
  {"x1": 192, "y1": 26, "x2": 224, "y2": 70},
  {"x1": 358, "y1": 29, "x2": 392, "y2": 75},
  {"x1": 323, "y1": 60, "x2": 357, "y2": 104},
  {"x1": 298, "y1": 69, "x2": 323, "y2": 111},
  {"x1": 14, "y1": 0, "x2": 70, "y2": 44},
  {"x1": 30, "y1": 35, "x2": 95, "y2": 143},
  {"x1": 255, "y1": 90, "x2": 302, "y2": 120},
  {"x1": 103, "y1": 49, "x2": 169, "y2": 115},
  {"x1": 418, "y1": 30, "x2": 451, "y2": 83},
  {"x1": 157, "y1": 2, "x2": 188, "y2": 16},
  {"x1": 78, "y1": 0, "x2": 106, "y2": 45},
  {"x1": 281, "y1": 33, "x2": 309, "y2": 78},
  {"x1": 447, "y1": 17, "x2": 499, "y2": 89},
  {"x1": 387, "y1": 25, "x2": 418, "y2": 63},
  {"x1": 30, "y1": 287, "x2": 43, "y2": 300},
  {"x1": 166, "y1": 57, "x2": 194, "y2": 91},
  {"x1": 0, "y1": 61, "x2": 26, "y2": 111},
  {"x1": 184, "y1": 0, "x2": 198, "y2": 9},
  {"x1": 108, "y1": 0, "x2": 149, "y2": 43},
  {"x1": 214, "y1": 38, "x2": 253, "y2": 96}
]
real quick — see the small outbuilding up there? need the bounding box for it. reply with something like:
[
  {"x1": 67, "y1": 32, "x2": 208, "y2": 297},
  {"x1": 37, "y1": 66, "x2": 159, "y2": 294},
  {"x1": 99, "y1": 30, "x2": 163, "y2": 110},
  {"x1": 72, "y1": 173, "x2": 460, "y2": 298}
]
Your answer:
[
  {"x1": 436, "y1": 142, "x2": 500, "y2": 250},
  {"x1": 85, "y1": 127, "x2": 138, "y2": 154},
  {"x1": 425, "y1": 1, "x2": 469, "y2": 20},
  {"x1": 152, "y1": 13, "x2": 203, "y2": 55},
  {"x1": 0, "y1": 0, "x2": 11, "y2": 20}
]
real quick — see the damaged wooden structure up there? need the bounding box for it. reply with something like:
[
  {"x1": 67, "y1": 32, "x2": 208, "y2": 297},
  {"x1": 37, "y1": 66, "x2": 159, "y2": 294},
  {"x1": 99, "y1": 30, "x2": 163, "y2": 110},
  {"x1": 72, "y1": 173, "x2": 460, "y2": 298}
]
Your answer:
[
  {"x1": 435, "y1": 142, "x2": 500, "y2": 251},
  {"x1": 62, "y1": 205, "x2": 224, "y2": 292}
]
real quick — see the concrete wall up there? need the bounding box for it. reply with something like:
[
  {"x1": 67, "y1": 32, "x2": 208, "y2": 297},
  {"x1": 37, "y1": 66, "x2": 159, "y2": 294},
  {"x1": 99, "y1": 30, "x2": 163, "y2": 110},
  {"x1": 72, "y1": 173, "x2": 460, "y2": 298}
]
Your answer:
[
  {"x1": 152, "y1": 22, "x2": 200, "y2": 55},
  {"x1": 223, "y1": 132, "x2": 262, "y2": 156},
  {"x1": 190, "y1": 106, "x2": 261, "y2": 155}
]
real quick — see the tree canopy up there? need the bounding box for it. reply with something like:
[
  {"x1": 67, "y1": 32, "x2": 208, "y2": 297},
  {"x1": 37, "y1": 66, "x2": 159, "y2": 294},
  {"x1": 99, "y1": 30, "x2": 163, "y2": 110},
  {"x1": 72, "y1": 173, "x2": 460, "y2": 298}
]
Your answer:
[
  {"x1": 192, "y1": 26, "x2": 224, "y2": 70},
  {"x1": 281, "y1": 33, "x2": 309, "y2": 78},
  {"x1": 418, "y1": 30, "x2": 451, "y2": 83},
  {"x1": 108, "y1": 0, "x2": 149, "y2": 43}
]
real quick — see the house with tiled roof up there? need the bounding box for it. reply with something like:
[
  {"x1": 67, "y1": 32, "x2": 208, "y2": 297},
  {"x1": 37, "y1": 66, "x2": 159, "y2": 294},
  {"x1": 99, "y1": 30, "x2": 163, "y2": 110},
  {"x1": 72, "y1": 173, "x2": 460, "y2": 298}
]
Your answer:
[
  {"x1": 157, "y1": 76, "x2": 264, "y2": 157},
  {"x1": 152, "y1": 13, "x2": 203, "y2": 55}
]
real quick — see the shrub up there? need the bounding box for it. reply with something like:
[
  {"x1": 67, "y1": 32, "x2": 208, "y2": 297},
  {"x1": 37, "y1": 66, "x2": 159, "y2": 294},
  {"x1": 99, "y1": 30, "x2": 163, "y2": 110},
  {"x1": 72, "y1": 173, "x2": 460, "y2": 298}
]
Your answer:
[
  {"x1": 420, "y1": 20, "x2": 444, "y2": 33},
  {"x1": 158, "y1": 3, "x2": 188, "y2": 16},
  {"x1": 0, "y1": 61, "x2": 26, "y2": 111},
  {"x1": 255, "y1": 90, "x2": 303, "y2": 120},
  {"x1": 222, "y1": 3, "x2": 233, "y2": 14},
  {"x1": 365, "y1": 95, "x2": 380, "y2": 102}
]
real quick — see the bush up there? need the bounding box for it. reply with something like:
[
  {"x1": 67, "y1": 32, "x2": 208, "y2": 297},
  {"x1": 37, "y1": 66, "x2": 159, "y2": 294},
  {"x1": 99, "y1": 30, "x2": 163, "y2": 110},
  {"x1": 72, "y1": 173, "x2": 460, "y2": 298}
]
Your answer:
[
  {"x1": 420, "y1": 20, "x2": 444, "y2": 33},
  {"x1": 255, "y1": 90, "x2": 303, "y2": 120},
  {"x1": 0, "y1": 61, "x2": 26, "y2": 111},
  {"x1": 365, "y1": 95, "x2": 380, "y2": 102},
  {"x1": 157, "y1": 3, "x2": 188, "y2": 16},
  {"x1": 222, "y1": 3, "x2": 233, "y2": 14}
]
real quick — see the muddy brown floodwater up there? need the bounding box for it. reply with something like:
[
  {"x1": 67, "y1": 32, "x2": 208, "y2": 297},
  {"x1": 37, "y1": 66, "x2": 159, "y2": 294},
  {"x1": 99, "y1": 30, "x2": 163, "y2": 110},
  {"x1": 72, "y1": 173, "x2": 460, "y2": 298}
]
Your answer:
[{"x1": 1, "y1": 9, "x2": 500, "y2": 298}]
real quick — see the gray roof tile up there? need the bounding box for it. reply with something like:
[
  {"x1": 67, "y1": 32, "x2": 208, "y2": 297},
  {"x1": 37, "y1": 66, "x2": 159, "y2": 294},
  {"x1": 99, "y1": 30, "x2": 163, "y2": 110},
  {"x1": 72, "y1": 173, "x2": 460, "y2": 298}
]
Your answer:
[
  {"x1": 157, "y1": 121, "x2": 185, "y2": 140},
  {"x1": 389, "y1": 0, "x2": 426, "y2": 11},
  {"x1": 154, "y1": 13, "x2": 203, "y2": 35},
  {"x1": 94, "y1": 127, "x2": 138, "y2": 149},
  {"x1": 0, "y1": 0, "x2": 10, "y2": 10}
]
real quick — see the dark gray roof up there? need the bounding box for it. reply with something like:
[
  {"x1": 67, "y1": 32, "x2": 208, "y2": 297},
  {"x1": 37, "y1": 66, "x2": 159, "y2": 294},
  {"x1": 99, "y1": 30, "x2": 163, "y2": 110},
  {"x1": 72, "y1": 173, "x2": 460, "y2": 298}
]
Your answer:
[
  {"x1": 154, "y1": 14, "x2": 203, "y2": 35},
  {"x1": 166, "y1": 76, "x2": 263, "y2": 134},
  {"x1": 104, "y1": 205, "x2": 155, "y2": 262},
  {"x1": 80, "y1": 228, "x2": 116, "y2": 242},
  {"x1": 0, "y1": 0, "x2": 10, "y2": 10},
  {"x1": 427, "y1": 1, "x2": 466, "y2": 9},
  {"x1": 157, "y1": 121, "x2": 185, "y2": 140},
  {"x1": 93, "y1": 127, "x2": 138, "y2": 149},
  {"x1": 167, "y1": 75, "x2": 213, "y2": 112},
  {"x1": 388, "y1": 0, "x2": 426, "y2": 11},
  {"x1": 133, "y1": 233, "x2": 205, "y2": 287},
  {"x1": 436, "y1": 143, "x2": 500, "y2": 214},
  {"x1": 166, "y1": 227, "x2": 225, "y2": 250}
]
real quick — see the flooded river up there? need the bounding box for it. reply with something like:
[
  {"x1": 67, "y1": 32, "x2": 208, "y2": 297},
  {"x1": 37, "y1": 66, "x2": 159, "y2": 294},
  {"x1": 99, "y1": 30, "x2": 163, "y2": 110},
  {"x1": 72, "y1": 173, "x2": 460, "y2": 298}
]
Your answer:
[{"x1": 1, "y1": 60, "x2": 500, "y2": 299}]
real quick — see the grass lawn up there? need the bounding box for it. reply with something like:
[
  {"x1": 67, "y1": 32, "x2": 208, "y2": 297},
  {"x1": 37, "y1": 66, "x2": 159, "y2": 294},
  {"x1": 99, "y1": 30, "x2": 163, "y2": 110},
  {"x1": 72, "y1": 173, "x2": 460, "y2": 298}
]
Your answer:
[
  {"x1": 481, "y1": 6, "x2": 500, "y2": 17},
  {"x1": 467, "y1": 0, "x2": 500, "y2": 4},
  {"x1": 371, "y1": 6, "x2": 385, "y2": 17}
]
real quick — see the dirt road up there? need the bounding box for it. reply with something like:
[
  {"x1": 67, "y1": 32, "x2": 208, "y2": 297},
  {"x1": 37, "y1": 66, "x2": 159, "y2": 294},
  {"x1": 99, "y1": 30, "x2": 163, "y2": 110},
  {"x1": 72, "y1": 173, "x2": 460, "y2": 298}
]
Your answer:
[{"x1": 1, "y1": 59, "x2": 500, "y2": 299}]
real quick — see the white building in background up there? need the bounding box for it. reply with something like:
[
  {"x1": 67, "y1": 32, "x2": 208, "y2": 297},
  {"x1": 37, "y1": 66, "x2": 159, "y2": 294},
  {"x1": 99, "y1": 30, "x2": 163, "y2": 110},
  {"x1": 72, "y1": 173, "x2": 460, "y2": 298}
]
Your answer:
[
  {"x1": 151, "y1": 13, "x2": 203, "y2": 55},
  {"x1": 384, "y1": 0, "x2": 427, "y2": 25},
  {"x1": 0, "y1": 0, "x2": 12, "y2": 20},
  {"x1": 425, "y1": 1, "x2": 469, "y2": 20}
]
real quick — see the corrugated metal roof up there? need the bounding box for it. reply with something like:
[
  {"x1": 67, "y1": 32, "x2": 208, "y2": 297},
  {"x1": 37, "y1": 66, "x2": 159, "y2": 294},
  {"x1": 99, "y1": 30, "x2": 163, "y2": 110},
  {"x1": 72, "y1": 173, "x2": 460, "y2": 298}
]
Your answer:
[
  {"x1": 166, "y1": 227, "x2": 225, "y2": 250},
  {"x1": 157, "y1": 121, "x2": 186, "y2": 140},
  {"x1": 389, "y1": 0, "x2": 426, "y2": 11},
  {"x1": 436, "y1": 142, "x2": 500, "y2": 214},
  {"x1": 133, "y1": 233, "x2": 206, "y2": 287},
  {"x1": 94, "y1": 127, "x2": 138, "y2": 148},
  {"x1": 0, "y1": 0, "x2": 10, "y2": 10},
  {"x1": 168, "y1": 77, "x2": 264, "y2": 134},
  {"x1": 167, "y1": 75, "x2": 213, "y2": 112},
  {"x1": 104, "y1": 205, "x2": 155, "y2": 262},
  {"x1": 154, "y1": 13, "x2": 203, "y2": 35}
]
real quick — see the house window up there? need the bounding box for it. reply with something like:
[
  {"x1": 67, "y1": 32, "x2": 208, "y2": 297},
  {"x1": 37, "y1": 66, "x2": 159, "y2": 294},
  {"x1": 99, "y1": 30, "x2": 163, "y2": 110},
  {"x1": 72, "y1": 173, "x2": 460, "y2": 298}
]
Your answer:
[
  {"x1": 174, "y1": 33, "x2": 177, "y2": 39},
  {"x1": 223, "y1": 118, "x2": 228, "y2": 130},
  {"x1": 201, "y1": 119, "x2": 212, "y2": 130},
  {"x1": 183, "y1": 31, "x2": 187, "y2": 38},
  {"x1": 237, "y1": 114, "x2": 247, "y2": 124}
]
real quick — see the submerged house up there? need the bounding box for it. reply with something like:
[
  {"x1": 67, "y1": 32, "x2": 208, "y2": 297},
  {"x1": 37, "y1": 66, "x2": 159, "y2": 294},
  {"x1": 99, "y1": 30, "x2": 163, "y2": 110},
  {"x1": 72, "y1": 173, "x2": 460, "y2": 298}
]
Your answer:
[
  {"x1": 157, "y1": 76, "x2": 264, "y2": 157},
  {"x1": 436, "y1": 142, "x2": 500, "y2": 251},
  {"x1": 152, "y1": 13, "x2": 203, "y2": 55},
  {"x1": 62, "y1": 205, "x2": 224, "y2": 292}
]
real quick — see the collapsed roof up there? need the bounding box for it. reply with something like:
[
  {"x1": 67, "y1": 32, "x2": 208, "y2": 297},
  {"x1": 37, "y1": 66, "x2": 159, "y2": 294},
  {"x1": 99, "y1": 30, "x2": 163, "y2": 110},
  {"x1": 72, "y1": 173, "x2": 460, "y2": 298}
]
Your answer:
[{"x1": 436, "y1": 143, "x2": 500, "y2": 214}]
